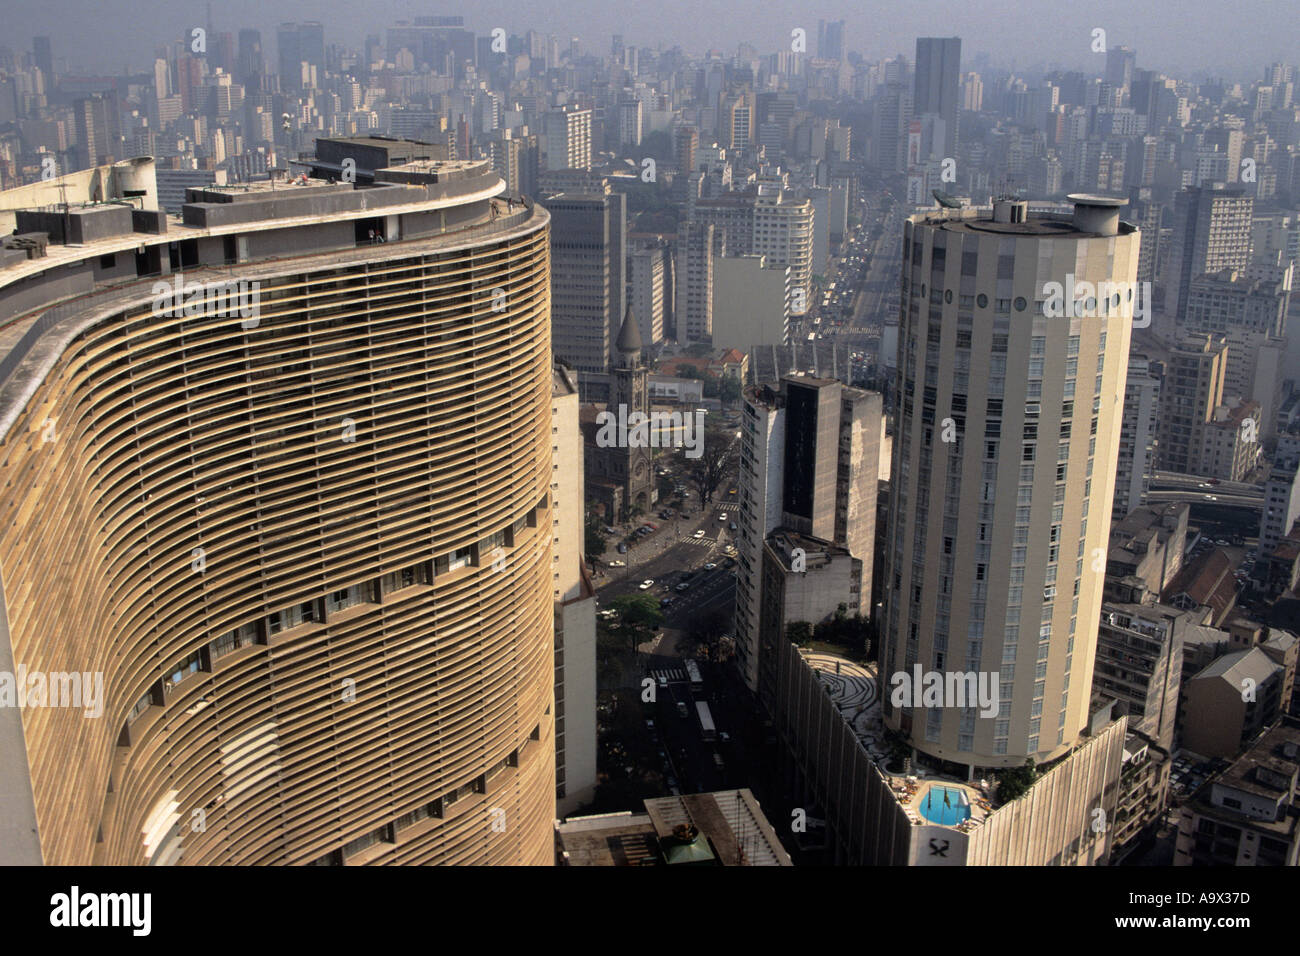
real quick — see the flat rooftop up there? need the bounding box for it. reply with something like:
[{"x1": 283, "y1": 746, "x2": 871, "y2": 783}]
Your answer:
[
  {"x1": 801, "y1": 648, "x2": 1000, "y2": 831},
  {"x1": 556, "y1": 789, "x2": 792, "y2": 865}
]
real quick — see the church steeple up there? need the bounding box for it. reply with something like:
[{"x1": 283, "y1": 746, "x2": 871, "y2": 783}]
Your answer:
[{"x1": 615, "y1": 306, "x2": 642, "y2": 367}]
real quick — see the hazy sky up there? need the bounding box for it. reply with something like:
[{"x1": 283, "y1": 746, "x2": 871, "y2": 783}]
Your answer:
[{"x1": 8, "y1": 0, "x2": 1297, "y2": 83}]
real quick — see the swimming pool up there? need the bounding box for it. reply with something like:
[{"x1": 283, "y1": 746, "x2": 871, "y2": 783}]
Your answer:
[{"x1": 918, "y1": 785, "x2": 971, "y2": 825}]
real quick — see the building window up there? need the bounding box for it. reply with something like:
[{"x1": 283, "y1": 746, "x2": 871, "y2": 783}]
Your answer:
[
  {"x1": 268, "y1": 599, "x2": 324, "y2": 634},
  {"x1": 342, "y1": 824, "x2": 395, "y2": 859},
  {"x1": 328, "y1": 583, "x2": 367, "y2": 614},
  {"x1": 128, "y1": 685, "x2": 163, "y2": 722},
  {"x1": 164, "y1": 649, "x2": 205, "y2": 687},
  {"x1": 211, "y1": 621, "x2": 262, "y2": 660}
]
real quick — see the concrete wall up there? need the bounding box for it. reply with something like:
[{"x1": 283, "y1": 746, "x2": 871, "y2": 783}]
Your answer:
[
  {"x1": 712, "y1": 256, "x2": 788, "y2": 352},
  {"x1": 769, "y1": 638, "x2": 914, "y2": 864},
  {"x1": 966, "y1": 716, "x2": 1126, "y2": 865}
]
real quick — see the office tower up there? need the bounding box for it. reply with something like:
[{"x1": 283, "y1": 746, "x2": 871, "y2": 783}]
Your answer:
[
  {"x1": 540, "y1": 187, "x2": 627, "y2": 377},
  {"x1": 1165, "y1": 186, "x2": 1254, "y2": 324},
  {"x1": 545, "y1": 106, "x2": 592, "y2": 171},
  {"x1": 1184, "y1": 265, "x2": 1291, "y2": 442},
  {"x1": 675, "y1": 221, "x2": 716, "y2": 343},
  {"x1": 489, "y1": 130, "x2": 540, "y2": 199},
  {"x1": 1114, "y1": 354, "x2": 1162, "y2": 518},
  {"x1": 817, "y1": 20, "x2": 845, "y2": 61},
  {"x1": 962, "y1": 72, "x2": 983, "y2": 112},
  {"x1": 237, "y1": 29, "x2": 264, "y2": 88},
  {"x1": 883, "y1": 196, "x2": 1140, "y2": 770},
  {"x1": 914, "y1": 37, "x2": 961, "y2": 160},
  {"x1": 617, "y1": 98, "x2": 643, "y2": 149},
  {"x1": 1157, "y1": 334, "x2": 1228, "y2": 476},
  {"x1": 806, "y1": 185, "x2": 826, "y2": 277},
  {"x1": 627, "y1": 238, "x2": 668, "y2": 346},
  {"x1": 33, "y1": 36, "x2": 53, "y2": 88},
  {"x1": 674, "y1": 125, "x2": 698, "y2": 175},
  {"x1": 1131, "y1": 196, "x2": 1163, "y2": 285},
  {"x1": 691, "y1": 195, "x2": 753, "y2": 256},
  {"x1": 735, "y1": 376, "x2": 882, "y2": 692},
  {"x1": 1104, "y1": 46, "x2": 1137, "y2": 96},
  {"x1": 0, "y1": 163, "x2": 556, "y2": 865},
  {"x1": 871, "y1": 83, "x2": 912, "y2": 172},
  {"x1": 552, "y1": 365, "x2": 597, "y2": 815},
  {"x1": 276, "y1": 21, "x2": 324, "y2": 91},
  {"x1": 720, "y1": 91, "x2": 756, "y2": 150},
  {"x1": 276, "y1": 22, "x2": 302, "y2": 90},
  {"x1": 298, "y1": 21, "x2": 324, "y2": 87},
  {"x1": 752, "y1": 187, "x2": 814, "y2": 314},
  {"x1": 74, "y1": 93, "x2": 121, "y2": 168},
  {"x1": 1175, "y1": 723, "x2": 1300, "y2": 866}
]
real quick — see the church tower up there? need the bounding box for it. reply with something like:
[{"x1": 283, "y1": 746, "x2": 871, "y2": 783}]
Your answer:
[{"x1": 609, "y1": 307, "x2": 654, "y2": 517}]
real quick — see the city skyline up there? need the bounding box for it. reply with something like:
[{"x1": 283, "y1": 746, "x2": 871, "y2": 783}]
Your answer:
[
  {"x1": 0, "y1": 0, "x2": 1298, "y2": 888},
  {"x1": 7, "y1": 0, "x2": 1295, "y2": 82}
]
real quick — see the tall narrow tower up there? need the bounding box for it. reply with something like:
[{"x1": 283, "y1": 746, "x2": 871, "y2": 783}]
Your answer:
[
  {"x1": 883, "y1": 195, "x2": 1140, "y2": 774},
  {"x1": 609, "y1": 307, "x2": 653, "y2": 517}
]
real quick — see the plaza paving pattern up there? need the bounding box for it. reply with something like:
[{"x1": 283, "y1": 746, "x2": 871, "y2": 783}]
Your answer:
[{"x1": 803, "y1": 652, "x2": 889, "y2": 762}]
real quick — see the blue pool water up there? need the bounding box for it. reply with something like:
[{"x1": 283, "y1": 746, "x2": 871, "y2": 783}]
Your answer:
[{"x1": 918, "y1": 785, "x2": 971, "y2": 825}]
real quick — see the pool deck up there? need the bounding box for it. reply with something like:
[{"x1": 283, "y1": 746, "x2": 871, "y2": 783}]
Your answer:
[
  {"x1": 802, "y1": 649, "x2": 999, "y2": 834},
  {"x1": 885, "y1": 775, "x2": 994, "y2": 833}
]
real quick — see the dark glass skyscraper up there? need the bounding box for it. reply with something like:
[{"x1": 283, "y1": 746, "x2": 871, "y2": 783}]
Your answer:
[{"x1": 914, "y1": 37, "x2": 962, "y2": 160}]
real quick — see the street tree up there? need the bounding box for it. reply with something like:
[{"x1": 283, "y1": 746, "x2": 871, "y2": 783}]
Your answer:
[{"x1": 683, "y1": 423, "x2": 737, "y2": 506}]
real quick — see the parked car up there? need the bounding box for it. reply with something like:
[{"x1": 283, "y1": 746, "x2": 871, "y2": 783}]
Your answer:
[
  {"x1": 704, "y1": 562, "x2": 717, "y2": 570},
  {"x1": 694, "y1": 530, "x2": 706, "y2": 539},
  {"x1": 607, "y1": 559, "x2": 625, "y2": 567},
  {"x1": 675, "y1": 582, "x2": 690, "y2": 592},
  {"x1": 660, "y1": 597, "x2": 674, "y2": 608},
  {"x1": 639, "y1": 579, "x2": 655, "y2": 590},
  {"x1": 729, "y1": 522, "x2": 737, "y2": 531},
  {"x1": 617, "y1": 542, "x2": 627, "y2": 553}
]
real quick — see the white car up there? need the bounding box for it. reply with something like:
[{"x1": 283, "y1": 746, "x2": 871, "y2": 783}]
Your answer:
[
  {"x1": 693, "y1": 530, "x2": 706, "y2": 539},
  {"x1": 638, "y1": 579, "x2": 654, "y2": 590},
  {"x1": 607, "y1": 559, "x2": 625, "y2": 567},
  {"x1": 703, "y1": 562, "x2": 717, "y2": 571}
]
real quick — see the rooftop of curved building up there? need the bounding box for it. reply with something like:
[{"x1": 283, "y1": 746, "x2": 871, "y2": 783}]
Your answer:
[
  {"x1": 909, "y1": 197, "x2": 1138, "y2": 240},
  {"x1": 0, "y1": 159, "x2": 546, "y2": 441},
  {"x1": 0, "y1": 157, "x2": 510, "y2": 290}
]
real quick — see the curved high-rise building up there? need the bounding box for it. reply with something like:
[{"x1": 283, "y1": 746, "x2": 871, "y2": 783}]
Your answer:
[
  {"x1": 883, "y1": 196, "x2": 1140, "y2": 775},
  {"x1": 0, "y1": 160, "x2": 555, "y2": 864}
]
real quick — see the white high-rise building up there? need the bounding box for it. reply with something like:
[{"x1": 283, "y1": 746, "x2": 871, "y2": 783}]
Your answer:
[
  {"x1": 627, "y1": 239, "x2": 667, "y2": 346},
  {"x1": 1114, "y1": 354, "x2": 1161, "y2": 518},
  {"x1": 752, "y1": 186, "x2": 813, "y2": 314},
  {"x1": 545, "y1": 106, "x2": 592, "y2": 170},
  {"x1": 735, "y1": 376, "x2": 882, "y2": 692},
  {"x1": 883, "y1": 196, "x2": 1140, "y2": 771}
]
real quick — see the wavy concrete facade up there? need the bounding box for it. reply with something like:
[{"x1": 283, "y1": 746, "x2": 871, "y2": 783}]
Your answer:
[{"x1": 0, "y1": 165, "x2": 556, "y2": 864}]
